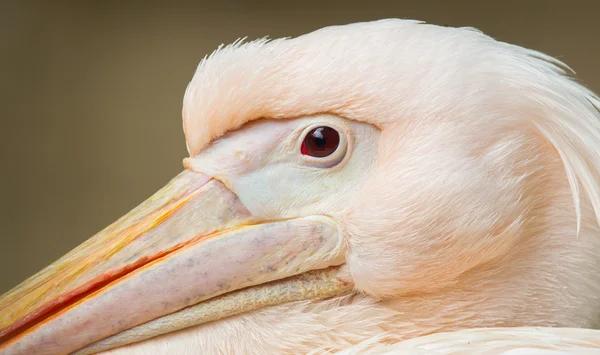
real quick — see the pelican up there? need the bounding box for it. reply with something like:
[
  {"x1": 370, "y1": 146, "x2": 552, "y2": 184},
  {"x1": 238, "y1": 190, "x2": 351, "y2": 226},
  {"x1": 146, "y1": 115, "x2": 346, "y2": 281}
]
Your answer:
[{"x1": 1, "y1": 19, "x2": 600, "y2": 354}]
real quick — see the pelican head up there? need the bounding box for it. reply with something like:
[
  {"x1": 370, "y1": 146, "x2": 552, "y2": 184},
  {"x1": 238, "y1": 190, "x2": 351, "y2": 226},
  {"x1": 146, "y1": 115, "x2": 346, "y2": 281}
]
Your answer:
[{"x1": 1, "y1": 19, "x2": 600, "y2": 354}]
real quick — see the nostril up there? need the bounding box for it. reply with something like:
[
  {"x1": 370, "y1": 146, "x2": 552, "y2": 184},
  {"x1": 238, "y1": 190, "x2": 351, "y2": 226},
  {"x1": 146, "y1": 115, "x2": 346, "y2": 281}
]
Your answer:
[{"x1": 233, "y1": 150, "x2": 247, "y2": 160}]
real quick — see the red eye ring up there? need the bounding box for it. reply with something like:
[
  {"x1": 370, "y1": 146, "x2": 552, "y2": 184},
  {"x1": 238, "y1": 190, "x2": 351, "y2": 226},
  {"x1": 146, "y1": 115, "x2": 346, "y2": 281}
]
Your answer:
[
  {"x1": 300, "y1": 126, "x2": 340, "y2": 158},
  {"x1": 300, "y1": 142, "x2": 309, "y2": 155}
]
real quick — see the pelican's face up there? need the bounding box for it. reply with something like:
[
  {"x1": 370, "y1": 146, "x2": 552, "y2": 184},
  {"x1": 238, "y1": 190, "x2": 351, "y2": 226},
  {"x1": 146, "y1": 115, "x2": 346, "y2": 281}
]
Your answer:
[
  {"x1": 2, "y1": 19, "x2": 600, "y2": 355},
  {"x1": 0, "y1": 114, "x2": 382, "y2": 354}
]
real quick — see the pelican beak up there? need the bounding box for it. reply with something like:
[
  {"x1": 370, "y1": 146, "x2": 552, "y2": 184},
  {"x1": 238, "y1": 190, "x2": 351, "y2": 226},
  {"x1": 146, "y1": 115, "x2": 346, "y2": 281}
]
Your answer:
[{"x1": 0, "y1": 170, "x2": 349, "y2": 355}]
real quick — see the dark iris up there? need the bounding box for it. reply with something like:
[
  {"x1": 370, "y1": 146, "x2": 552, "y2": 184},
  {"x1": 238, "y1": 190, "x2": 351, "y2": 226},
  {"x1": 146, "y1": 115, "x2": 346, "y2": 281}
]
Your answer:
[{"x1": 301, "y1": 126, "x2": 340, "y2": 157}]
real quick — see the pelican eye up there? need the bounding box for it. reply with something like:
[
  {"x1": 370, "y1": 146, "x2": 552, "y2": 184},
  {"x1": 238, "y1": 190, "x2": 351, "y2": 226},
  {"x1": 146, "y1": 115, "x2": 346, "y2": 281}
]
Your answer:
[{"x1": 301, "y1": 126, "x2": 340, "y2": 157}]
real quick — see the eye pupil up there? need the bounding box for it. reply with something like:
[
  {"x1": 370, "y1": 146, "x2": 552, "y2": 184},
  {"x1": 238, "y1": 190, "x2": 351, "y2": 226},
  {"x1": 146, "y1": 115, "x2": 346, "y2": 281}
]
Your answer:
[
  {"x1": 301, "y1": 126, "x2": 340, "y2": 157},
  {"x1": 314, "y1": 131, "x2": 326, "y2": 147}
]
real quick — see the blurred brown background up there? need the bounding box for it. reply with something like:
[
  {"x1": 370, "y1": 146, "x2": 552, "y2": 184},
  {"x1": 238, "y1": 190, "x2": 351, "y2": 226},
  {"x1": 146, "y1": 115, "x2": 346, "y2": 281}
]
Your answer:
[{"x1": 0, "y1": 0, "x2": 599, "y2": 294}]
